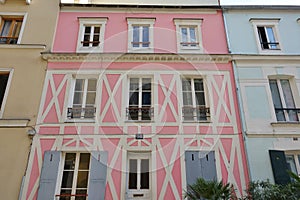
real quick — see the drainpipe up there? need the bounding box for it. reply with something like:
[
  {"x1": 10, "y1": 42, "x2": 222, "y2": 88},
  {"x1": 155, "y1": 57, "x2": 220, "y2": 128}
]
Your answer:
[{"x1": 222, "y1": 8, "x2": 252, "y2": 181}]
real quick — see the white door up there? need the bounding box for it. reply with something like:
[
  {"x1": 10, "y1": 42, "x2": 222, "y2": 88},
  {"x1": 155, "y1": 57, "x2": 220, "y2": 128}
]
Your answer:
[{"x1": 126, "y1": 152, "x2": 151, "y2": 200}]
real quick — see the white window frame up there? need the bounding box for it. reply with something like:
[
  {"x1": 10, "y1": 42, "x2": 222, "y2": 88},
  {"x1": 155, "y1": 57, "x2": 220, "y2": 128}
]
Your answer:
[
  {"x1": 286, "y1": 152, "x2": 300, "y2": 176},
  {"x1": 181, "y1": 76, "x2": 209, "y2": 122},
  {"x1": 0, "y1": 69, "x2": 13, "y2": 118},
  {"x1": 269, "y1": 77, "x2": 299, "y2": 122},
  {"x1": 250, "y1": 19, "x2": 282, "y2": 53},
  {"x1": 56, "y1": 152, "x2": 91, "y2": 200},
  {"x1": 126, "y1": 152, "x2": 151, "y2": 199},
  {"x1": 174, "y1": 19, "x2": 203, "y2": 53},
  {"x1": 127, "y1": 18, "x2": 155, "y2": 53},
  {"x1": 0, "y1": 12, "x2": 27, "y2": 44},
  {"x1": 127, "y1": 76, "x2": 153, "y2": 121},
  {"x1": 76, "y1": 18, "x2": 107, "y2": 53},
  {"x1": 67, "y1": 75, "x2": 98, "y2": 121}
]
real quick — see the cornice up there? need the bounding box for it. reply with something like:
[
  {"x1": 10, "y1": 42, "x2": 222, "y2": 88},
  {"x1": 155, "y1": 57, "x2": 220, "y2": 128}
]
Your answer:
[
  {"x1": 41, "y1": 53, "x2": 232, "y2": 63},
  {"x1": 232, "y1": 54, "x2": 300, "y2": 61}
]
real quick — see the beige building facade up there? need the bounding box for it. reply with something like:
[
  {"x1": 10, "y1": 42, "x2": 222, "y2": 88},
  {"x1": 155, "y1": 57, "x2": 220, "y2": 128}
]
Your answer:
[{"x1": 0, "y1": 0, "x2": 59, "y2": 199}]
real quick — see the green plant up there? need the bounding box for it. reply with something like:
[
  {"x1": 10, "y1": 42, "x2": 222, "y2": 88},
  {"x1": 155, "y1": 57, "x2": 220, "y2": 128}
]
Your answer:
[{"x1": 184, "y1": 178, "x2": 234, "y2": 200}]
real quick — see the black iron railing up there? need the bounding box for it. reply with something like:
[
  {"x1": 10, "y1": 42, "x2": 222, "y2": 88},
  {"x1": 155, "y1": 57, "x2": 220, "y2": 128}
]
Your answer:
[
  {"x1": 126, "y1": 106, "x2": 154, "y2": 121},
  {"x1": 260, "y1": 42, "x2": 280, "y2": 49},
  {"x1": 182, "y1": 106, "x2": 210, "y2": 121},
  {"x1": 274, "y1": 108, "x2": 300, "y2": 122},
  {"x1": 67, "y1": 107, "x2": 96, "y2": 119}
]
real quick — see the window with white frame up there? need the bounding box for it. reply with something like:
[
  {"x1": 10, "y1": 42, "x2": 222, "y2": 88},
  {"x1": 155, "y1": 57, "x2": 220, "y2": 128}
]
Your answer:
[
  {"x1": 182, "y1": 77, "x2": 209, "y2": 121},
  {"x1": 126, "y1": 152, "x2": 151, "y2": 199},
  {"x1": 250, "y1": 19, "x2": 281, "y2": 52},
  {"x1": 58, "y1": 153, "x2": 90, "y2": 200},
  {"x1": 269, "y1": 78, "x2": 299, "y2": 122},
  {"x1": 127, "y1": 18, "x2": 155, "y2": 53},
  {"x1": 127, "y1": 77, "x2": 153, "y2": 121},
  {"x1": 174, "y1": 19, "x2": 203, "y2": 53},
  {"x1": 68, "y1": 78, "x2": 97, "y2": 120},
  {"x1": 286, "y1": 154, "x2": 299, "y2": 176},
  {"x1": 0, "y1": 70, "x2": 12, "y2": 118},
  {"x1": 0, "y1": 15, "x2": 23, "y2": 44},
  {"x1": 76, "y1": 18, "x2": 107, "y2": 53}
]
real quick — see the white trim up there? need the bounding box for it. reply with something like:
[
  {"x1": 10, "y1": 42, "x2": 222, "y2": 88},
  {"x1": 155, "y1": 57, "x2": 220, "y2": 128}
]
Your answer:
[
  {"x1": 0, "y1": 119, "x2": 29, "y2": 127},
  {"x1": 174, "y1": 19, "x2": 203, "y2": 53},
  {"x1": 250, "y1": 19, "x2": 282, "y2": 54},
  {"x1": 127, "y1": 18, "x2": 155, "y2": 53},
  {"x1": 0, "y1": 68, "x2": 13, "y2": 118},
  {"x1": 76, "y1": 18, "x2": 107, "y2": 53}
]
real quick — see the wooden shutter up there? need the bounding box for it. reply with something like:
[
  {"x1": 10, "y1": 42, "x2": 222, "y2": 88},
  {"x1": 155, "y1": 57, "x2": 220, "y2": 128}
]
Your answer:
[
  {"x1": 269, "y1": 150, "x2": 290, "y2": 185},
  {"x1": 199, "y1": 151, "x2": 217, "y2": 181},
  {"x1": 88, "y1": 151, "x2": 108, "y2": 200},
  {"x1": 37, "y1": 151, "x2": 61, "y2": 200}
]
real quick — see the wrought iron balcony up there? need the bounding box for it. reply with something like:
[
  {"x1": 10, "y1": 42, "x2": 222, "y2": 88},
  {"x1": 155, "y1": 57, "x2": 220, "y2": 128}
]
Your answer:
[
  {"x1": 67, "y1": 106, "x2": 96, "y2": 119},
  {"x1": 182, "y1": 106, "x2": 210, "y2": 121},
  {"x1": 274, "y1": 108, "x2": 300, "y2": 122},
  {"x1": 126, "y1": 106, "x2": 154, "y2": 121}
]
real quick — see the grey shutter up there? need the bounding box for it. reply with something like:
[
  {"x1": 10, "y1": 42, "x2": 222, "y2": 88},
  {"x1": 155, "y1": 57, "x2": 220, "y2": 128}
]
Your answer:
[
  {"x1": 37, "y1": 151, "x2": 61, "y2": 200},
  {"x1": 199, "y1": 151, "x2": 217, "y2": 181},
  {"x1": 269, "y1": 150, "x2": 290, "y2": 185},
  {"x1": 88, "y1": 151, "x2": 108, "y2": 200},
  {"x1": 185, "y1": 151, "x2": 217, "y2": 186}
]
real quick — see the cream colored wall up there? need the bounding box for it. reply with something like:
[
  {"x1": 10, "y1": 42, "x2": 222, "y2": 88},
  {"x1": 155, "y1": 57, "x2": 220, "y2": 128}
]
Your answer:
[{"x1": 0, "y1": 0, "x2": 59, "y2": 199}]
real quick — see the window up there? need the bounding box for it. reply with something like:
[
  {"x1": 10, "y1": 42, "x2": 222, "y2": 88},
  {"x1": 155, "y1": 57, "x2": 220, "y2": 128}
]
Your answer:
[
  {"x1": 127, "y1": 77, "x2": 153, "y2": 121},
  {"x1": 76, "y1": 18, "x2": 107, "y2": 53},
  {"x1": 174, "y1": 19, "x2": 203, "y2": 53},
  {"x1": 126, "y1": 153, "x2": 151, "y2": 199},
  {"x1": 0, "y1": 16, "x2": 23, "y2": 44},
  {"x1": 182, "y1": 77, "x2": 209, "y2": 121},
  {"x1": 68, "y1": 78, "x2": 97, "y2": 120},
  {"x1": 127, "y1": 18, "x2": 155, "y2": 53},
  {"x1": 58, "y1": 153, "x2": 90, "y2": 200},
  {"x1": 269, "y1": 79, "x2": 298, "y2": 122},
  {"x1": 250, "y1": 19, "x2": 281, "y2": 52},
  {"x1": 0, "y1": 71, "x2": 11, "y2": 117}
]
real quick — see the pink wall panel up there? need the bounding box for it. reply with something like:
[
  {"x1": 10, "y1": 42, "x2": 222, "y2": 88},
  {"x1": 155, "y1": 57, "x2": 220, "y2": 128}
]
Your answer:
[
  {"x1": 54, "y1": 11, "x2": 228, "y2": 53},
  {"x1": 39, "y1": 126, "x2": 60, "y2": 135}
]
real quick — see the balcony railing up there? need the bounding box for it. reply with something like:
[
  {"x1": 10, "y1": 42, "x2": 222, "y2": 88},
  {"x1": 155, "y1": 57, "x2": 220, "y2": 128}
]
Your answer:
[
  {"x1": 55, "y1": 193, "x2": 88, "y2": 200},
  {"x1": 67, "y1": 107, "x2": 96, "y2": 119},
  {"x1": 126, "y1": 106, "x2": 154, "y2": 121},
  {"x1": 275, "y1": 108, "x2": 300, "y2": 122},
  {"x1": 182, "y1": 106, "x2": 210, "y2": 121}
]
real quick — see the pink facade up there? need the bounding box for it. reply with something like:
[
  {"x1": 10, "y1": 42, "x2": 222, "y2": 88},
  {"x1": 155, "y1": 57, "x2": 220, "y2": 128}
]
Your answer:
[{"x1": 22, "y1": 5, "x2": 249, "y2": 200}]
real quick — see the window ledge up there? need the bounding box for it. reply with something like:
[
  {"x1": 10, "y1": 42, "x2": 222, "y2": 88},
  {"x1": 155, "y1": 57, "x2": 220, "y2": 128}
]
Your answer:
[
  {"x1": 0, "y1": 44, "x2": 46, "y2": 49},
  {"x1": 183, "y1": 120, "x2": 211, "y2": 123},
  {"x1": 271, "y1": 122, "x2": 300, "y2": 127},
  {"x1": 125, "y1": 120, "x2": 154, "y2": 123},
  {"x1": 65, "y1": 119, "x2": 95, "y2": 123},
  {"x1": 0, "y1": 119, "x2": 30, "y2": 127}
]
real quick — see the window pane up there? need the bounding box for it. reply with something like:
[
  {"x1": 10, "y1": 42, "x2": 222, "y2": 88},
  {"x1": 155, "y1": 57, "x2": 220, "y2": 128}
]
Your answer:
[
  {"x1": 195, "y1": 92, "x2": 205, "y2": 106},
  {"x1": 286, "y1": 155, "x2": 298, "y2": 175},
  {"x1": 129, "y1": 92, "x2": 138, "y2": 106},
  {"x1": 75, "y1": 79, "x2": 85, "y2": 91},
  {"x1": 83, "y1": 26, "x2": 91, "y2": 47},
  {"x1": 281, "y1": 79, "x2": 298, "y2": 121},
  {"x1": 142, "y1": 78, "x2": 151, "y2": 90},
  {"x1": 76, "y1": 171, "x2": 89, "y2": 188},
  {"x1": 140, "y1": 159, "x2": 149, "y2": 189},
  {"x1": 142, "y1": 26, "x2": 149, "y2": 47},
  {"x1": 60, "y1": 189, "x2": 72, "y2": 200},
  {"x1": 183, "y1": 92, "x2": 192, "y2": 106},
  {"x1": 64, "y1": 153, "x2": 76, "y2": 170},
  {"x1": 266, "y1": 27, "x2": 277, "y2": 49},
  {"x1": 86, "y1": 92, "x2": 96, "y2": 105},
  {"x1": 79, "y1": 153, "x2": 90, "y2": 170},
  {"x1": 269, "y1": 79, "x2": 285, "y2": 121},
  {"x1": 257, "y1": 26, "x2": 269, "y2": 49},
  {"x1": 75, "y1": 190, "x2": 87, "y2": 200},
  {"x1": 73, "y1": 92, "x2": 83, "y2": 105},
  {"x1": 0, "y1": 20, "x2": 12, "y2": 36},
  {"x1": 61, "y1": 171, "x2": 74, "y2": 188},
  {"x1": 129, "y1": 159, "x2": 137, "y2": 189},
  {"x1": 189, "y1": 27, "x2": 196, "y2": 46},
  {"x1": 182, "y1": 79, "x2": 191, "y2": 91},
  {"x1": 181, "y1": 27, "x2": 188, "y2": 45},
  {"x1": 0, "y1": 73, "x2": 9, "y2": 107},
  {"x1": 133, "y1": 26, "x2": 139, "y2": 47},
  {"x1": 194, "y1": 79, "x2": 203, "y2": 91},
  {"x1": 12, "y1": 20, "x2": 22, "y2": 38},
  {"x1": 130, "y1": 78, "x2": 139, "y2": 90},
  {"x1": 142, "y1": 92, "x2": 151, "y2": 105}
]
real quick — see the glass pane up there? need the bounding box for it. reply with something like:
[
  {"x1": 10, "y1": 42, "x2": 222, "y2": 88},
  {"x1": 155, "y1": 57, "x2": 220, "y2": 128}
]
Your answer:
[
  {"x1": 257, "y1": 26, "x2": 269, "y2": 49},
  {"x1": 129, "y1": 159, "x2": 137, "y2": 189},
  {"x1": 183, "y1": 92, "x2": 192, "y2": 106},
  {"x1": 194, "y1": 79, "x2": 203, "y2": 91},
  {"x1": 0, "y1": 20, "x2": 11, "y2": 36},
  {"x1": 269, "y1": 80, "x2": 285, "y2": 121},
  {"x1": 59, "y1": 189, "x2": 72, "y2": 200},
  {"x1": 142, "y1": 78, "x2": 151, "y2": 90},
  {"x1": 142, "y1": 92, "x2": 151, "y2": 105},
  {"x1": 86, "y1": 92, "x2": 96, "y2": 105},
  {"x1": 130, "y1": 78, "x2": 139, "y2": 90},
  {"x1": 281, "y1": 79, "x2": 298, "y2": 121},
  {"x1": 0, "y1": 73, "x2": 9, "y2": 106},
  {"x1": 75, "y1": 190, "x2": 87, "y2": 200},
  {"x1": 140, "y1": 159, "x2": 149, "y2": 189},
  {"x1": 73, "y1": 92, "x2": 83, "y2": 105},
  {"x1": 84, "y1": 26, "x2": 91, "y2": 34},
  {"x1": 129, "y1": 92, "x2": 138, "y2": 105},
  {"x1": 266, "y1": 27, "x2": 277, "y2": 49},
  {"x1": 12, "y1": 21, "x2": 22, "y2": 37},
  {"x1": 79, "y1": 153, "x2": 90, "y2": 170},
  {"x1": 64, "y1": 153, "x2": 76, "y2": 170},
  {"x1": 133, "y1": 26, "x2": 139, "y2": 47},
  {"x1": 189, "y1": 27, "x2": 196, "y2": 46},
  {"x1": 142, "y1": 26, "x2": 149, "y2": 47},
  {"x1": 181, "y1": 27, "x2": 188, "y2": 45},
  {"x1": 286, "y1": 155, "x2": 298, "y2": 175},
  {"x1": 94, "y1": 26, "x2": 100, "y2": 34},
  {"x1": 61, "y1": 171, "x2": 74, "y2": 188},
  {"x1": 195, "y1": 92, "x2": 205, "y2": 106},
  {"x1": 182, "y1": 79, "x2": 191, "y2": 91},
  {"x1": 183, "y1": 107, "x2": 194, "y2": 121},
  {"x1": 76, "y1": 171, "x2": 89, "y2": 188},
  {"x1": 75, "y1": 79, "x2": 85, "y2": 91}
]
